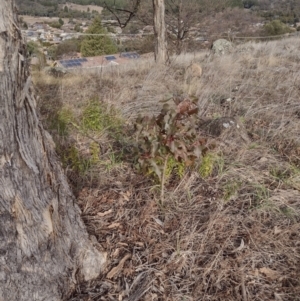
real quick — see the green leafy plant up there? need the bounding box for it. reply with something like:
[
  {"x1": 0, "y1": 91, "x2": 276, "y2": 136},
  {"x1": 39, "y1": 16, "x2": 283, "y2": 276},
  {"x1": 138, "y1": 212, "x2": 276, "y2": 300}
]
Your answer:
[
  {"x1": 134, "y1": 97, "x2": 205, "y2": 183},
  {"x1": 199, "y1": 153, "x2": 215, "y2": 178},
  {"x1": 198, "y1": 153, "x2": 225, "y2": 178}
]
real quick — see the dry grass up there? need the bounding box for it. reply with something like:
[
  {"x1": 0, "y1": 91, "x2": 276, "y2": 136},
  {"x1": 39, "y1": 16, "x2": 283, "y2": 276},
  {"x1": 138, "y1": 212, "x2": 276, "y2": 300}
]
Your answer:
[{"x1": 34, "y1": 36, "x2": 300, "y2": 301}]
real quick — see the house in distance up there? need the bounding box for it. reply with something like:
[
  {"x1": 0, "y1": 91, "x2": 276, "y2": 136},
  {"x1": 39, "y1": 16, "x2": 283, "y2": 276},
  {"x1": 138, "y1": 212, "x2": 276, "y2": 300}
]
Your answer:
[{"x1": 57, "y1": 52, "x2": 140, "y2": 70}]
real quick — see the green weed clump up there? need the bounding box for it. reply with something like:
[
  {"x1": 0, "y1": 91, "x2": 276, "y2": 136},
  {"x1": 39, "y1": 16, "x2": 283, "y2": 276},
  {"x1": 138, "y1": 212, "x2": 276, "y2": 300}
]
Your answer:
[
  {"x1": 51, "y1": 107, "x2": 74, "y2": 136},
  {"x1": 81, "y1": 100, "x2": 122, "y2": 136},
  {"x1": 89, "y1": 141, "x2": 101, "y2": 164},
  {"x1": 199, "y1": 153, "x2": 215, "y2": 178},
  {"x1": 165, "y1": 156, "x2": 186, "y2": 180}
]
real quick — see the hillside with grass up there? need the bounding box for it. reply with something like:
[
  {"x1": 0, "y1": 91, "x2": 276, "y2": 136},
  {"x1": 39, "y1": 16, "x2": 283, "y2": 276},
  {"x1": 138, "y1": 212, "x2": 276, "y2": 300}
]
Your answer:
[{"x1": 34, "y1": 37, "x2": 300, "y2": 301}]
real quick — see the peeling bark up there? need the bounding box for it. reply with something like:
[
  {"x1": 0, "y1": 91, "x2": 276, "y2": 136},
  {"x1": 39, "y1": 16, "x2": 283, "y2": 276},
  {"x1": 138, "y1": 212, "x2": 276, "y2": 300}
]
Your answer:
[{"x1": 0, "y1": 2, "x2": 106, "y2": 300}]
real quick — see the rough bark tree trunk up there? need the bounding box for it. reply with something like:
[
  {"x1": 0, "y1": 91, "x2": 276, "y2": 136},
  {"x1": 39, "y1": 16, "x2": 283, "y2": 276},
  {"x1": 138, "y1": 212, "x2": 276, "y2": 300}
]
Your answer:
[
  {"x1": 0, "y1": 1, "x2": 106, "y2": 300},
  {"x1": 175, "y1": 0, "x2": 183, "y2": 55},
  {"x1": 153, "y1": 0, "x2": 168, "y2": 63}
]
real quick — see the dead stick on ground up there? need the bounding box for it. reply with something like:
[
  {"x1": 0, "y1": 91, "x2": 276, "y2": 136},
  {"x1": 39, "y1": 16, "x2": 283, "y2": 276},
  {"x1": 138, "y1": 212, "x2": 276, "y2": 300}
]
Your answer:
[
  {"x1": 160, "y1": 154, "x2": 169, "y2": 204},
  {"x1": 241, "y1": 274, "x2": 247, "y2": 301}
]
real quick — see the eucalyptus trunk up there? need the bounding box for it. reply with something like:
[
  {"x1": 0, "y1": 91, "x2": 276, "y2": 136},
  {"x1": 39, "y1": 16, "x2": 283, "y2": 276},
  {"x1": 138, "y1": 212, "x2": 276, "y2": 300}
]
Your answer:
[
  {"x1": 153, "y1": 0, "x2": 168, "y2": 63},
  {"x1": 0, "y1": 1, "x2": 106, "y2": 300}
]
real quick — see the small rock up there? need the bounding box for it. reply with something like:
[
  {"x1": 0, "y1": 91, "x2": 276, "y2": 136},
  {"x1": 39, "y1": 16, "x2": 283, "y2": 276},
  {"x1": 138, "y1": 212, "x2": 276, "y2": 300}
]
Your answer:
[{"x1": 211, "y1": 39, "x2": 234, "y2": 55}]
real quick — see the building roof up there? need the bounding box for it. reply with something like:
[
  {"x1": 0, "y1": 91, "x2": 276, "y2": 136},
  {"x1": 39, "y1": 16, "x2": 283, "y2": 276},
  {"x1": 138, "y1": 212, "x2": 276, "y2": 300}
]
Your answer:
[{"x1": 57, "y1": 52, "x2": 140, "y2": 69}]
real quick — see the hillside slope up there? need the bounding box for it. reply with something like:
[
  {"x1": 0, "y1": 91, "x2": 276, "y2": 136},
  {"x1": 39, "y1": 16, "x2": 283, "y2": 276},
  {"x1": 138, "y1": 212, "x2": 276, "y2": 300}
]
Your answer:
[
  {"x1": 34, "y1": 36, "x2": 300, "y2": 301},
  {"x1": 15, "y1": 0, "x2": 103, "y2": 16}
]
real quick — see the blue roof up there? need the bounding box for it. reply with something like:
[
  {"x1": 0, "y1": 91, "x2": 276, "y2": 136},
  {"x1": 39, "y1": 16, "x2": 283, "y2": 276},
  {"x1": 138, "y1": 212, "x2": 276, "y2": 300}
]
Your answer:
[
  {"x1": 59, "y1": 58, "x2": 86, "y2": 68},
  {"x1": 120, "y1": 52, "x2": 140, "y2": 59},
  {"x1": 105, "y1": 56, "x2": 117, "y2": 61}
]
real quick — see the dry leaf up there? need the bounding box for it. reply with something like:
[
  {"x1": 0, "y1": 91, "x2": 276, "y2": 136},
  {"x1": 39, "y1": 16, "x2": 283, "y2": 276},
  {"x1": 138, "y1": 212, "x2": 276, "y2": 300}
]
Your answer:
[
  {"x1": 258, "y1": 157, "x2": 268, "y2": 163},
  {"x1": 97, "y1": 209, "x2": 113, "y2": 217},
  {"x1": 108, "y1": 222, "x2": 121, "y2": 229},
  {"x1": 152, "y1": 217, "x2": 164, "y2": 227},
  {"x1": 249, "y1": 269, "x2": 259, "y2": 277},
  {"x1": 112, "y1": 248, "x2": 120, "y2": 258},
  {"x1": 120, "y1": 191, "x2": 131, "y2": 202},
  {"x1": 233, "y1": 238, "x2": 245, "y2": 252},
  {"x1": 107, "y1": 253, "x2": 131, "y2": 279},
  {"x1": 274, "y1": 226, "x2": 282, "y2": 235},
  {"x1": 259, "y1": 267, "x2": 279, "y2": 280},
  {"x1": 117, "y1": 242, "x2": 129, "y2": 247},
  {"x1": 274, "y1": 293, "x2": 283, "y2": 301}
]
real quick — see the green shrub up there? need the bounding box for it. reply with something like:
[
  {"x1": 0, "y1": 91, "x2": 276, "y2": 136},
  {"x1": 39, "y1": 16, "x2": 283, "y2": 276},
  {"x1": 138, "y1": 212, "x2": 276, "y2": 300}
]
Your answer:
[
  {"x1": 49, "y1": 22, "x2": 62, "y2": 29},
  {"x1": 264, "y1": 20, "x2": 292, "y2": 36},
  {"x1": 55, "y1": 38, "x2": 82, "y2": 59},
  {"x1": 80, "y1": 17, "x2": 118, "y2": 57}
]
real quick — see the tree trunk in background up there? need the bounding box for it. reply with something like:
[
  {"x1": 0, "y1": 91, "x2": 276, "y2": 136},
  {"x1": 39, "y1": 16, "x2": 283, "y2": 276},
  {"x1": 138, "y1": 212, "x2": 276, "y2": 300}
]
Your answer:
[
  {"x1": 175, "y1": 0, "x2": 184, "y2": 55},
  {"x1": 153, "y1": 0, "x2": 168, "y2": 63},
  {"x1": 0, "y1": 1, "x2": 106, "y2": 300}
]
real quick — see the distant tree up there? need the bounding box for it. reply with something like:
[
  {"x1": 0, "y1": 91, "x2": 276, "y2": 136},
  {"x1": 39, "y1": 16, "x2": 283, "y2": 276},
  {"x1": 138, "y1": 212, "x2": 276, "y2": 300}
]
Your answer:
[
  {"x1": 104, "y1": 0, "x2": 245, "y2": 60},
  {"x1": 47, "y1": 45, "x2": 58, "y2": 60},
  {"x1": 58, "y1": 18, "x2": 64, "y2": 25},
  {"x1": 80, "y1": 17, "x2": 118, "y2": 57},
  {"x1": 243, "y1": 0, "x2": 257, "y2": 9},
  {"x1": 49, "y1": 21, "x2": 62, "y2": 29},
  {"x1": 56, "y1": 38, "x2": 83, "y2": 58},
  {"x1": 26, "y1": 41, "x2": 40, "y2": 57},
  {"x1": 229, "y1": 0, "x2": 244, "y2": 7},
  {"x1": 74, "y1": 23, "x2": 82, "y2": 32},
  {"x1": 104, "y1": 0, "x2": 168, "y2": 63},
  {"x1": 164, "y1": 0, "x2": 242, "y2": 55}
]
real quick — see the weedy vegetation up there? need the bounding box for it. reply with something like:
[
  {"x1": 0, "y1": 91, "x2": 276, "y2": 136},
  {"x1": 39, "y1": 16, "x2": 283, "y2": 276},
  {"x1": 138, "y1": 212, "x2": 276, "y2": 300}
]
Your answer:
[{"x1": 34, "y1": 36, "x2": 300, "y2": 301}]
